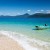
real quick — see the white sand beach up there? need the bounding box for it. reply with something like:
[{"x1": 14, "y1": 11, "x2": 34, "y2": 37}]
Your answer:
[
  {"x1": 0, "y1": 31, "x2": 39, "y2": 50},
  {"x1": 0, "y1": 35, "x2": 24, "y2": 50},
  {"x1": 0, "y1": 31, "x2": 50, "y2": 50}
]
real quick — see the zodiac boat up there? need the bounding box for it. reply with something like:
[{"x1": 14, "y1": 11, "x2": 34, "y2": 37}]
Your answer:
[{"x1": 35, "y1": 26, "x2": 49, "y2": 30}]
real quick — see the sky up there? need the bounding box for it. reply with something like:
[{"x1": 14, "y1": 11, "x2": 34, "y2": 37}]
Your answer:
[{"x1": 0, "y1": 0, "x2": 50, "y2": 16}]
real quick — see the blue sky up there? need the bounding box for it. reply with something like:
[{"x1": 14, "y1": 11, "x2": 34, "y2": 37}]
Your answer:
[{"x1": 0, "y1": 0, "x2": 50, "y2": 16}]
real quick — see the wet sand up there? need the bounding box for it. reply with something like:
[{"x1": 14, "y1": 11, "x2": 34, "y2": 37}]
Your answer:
[{"x1": 0, "y1": 35, "x2": 24, "y2": 50}]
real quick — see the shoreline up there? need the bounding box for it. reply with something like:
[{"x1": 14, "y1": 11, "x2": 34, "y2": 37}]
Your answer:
[
  {"x1": 0, "y1": 30, "x2": 50, "y2": 50},
  {"x1": 0, "y1": 30, "x2": 39, "y2": 50}
]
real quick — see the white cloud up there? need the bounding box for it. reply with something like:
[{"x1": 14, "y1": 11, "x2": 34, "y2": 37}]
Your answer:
[
  {"x1": 17, "y1": 13, "x2": 21, "y2": 15},
  {"x1": 46, "y1": 10, "x2": 50, "y2": 13},
  {"x1": 34, "y1": 10, "x2": 40, "y2": 13},
  {"x1": 34, "y1": 10, "x2": 44, "y2": 13},
  {"x1": 41, "y1": 10, "x2": 44, "y2": 11},
  {"x1": 27, "y1": 10, "x2": 31, "y2": 12},
  {"x1": 34, "y1": 11, "x2": 40, "y2": 13}
]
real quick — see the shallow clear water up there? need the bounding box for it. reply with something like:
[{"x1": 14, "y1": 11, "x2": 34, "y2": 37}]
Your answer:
[{"x1": 0, "y1": 18, "x2": 50, "y2": 42}]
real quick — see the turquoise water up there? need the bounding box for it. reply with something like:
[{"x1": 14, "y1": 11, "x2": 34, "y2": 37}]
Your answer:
[{"x1": 0, "y1": 18, "x2": 50, "y2": 42}]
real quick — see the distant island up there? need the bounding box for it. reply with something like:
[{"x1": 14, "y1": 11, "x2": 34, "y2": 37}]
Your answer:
[
  {"x1": 0, "y1": 13, "x2": 50, "y2": 18},
  {"x1": 29, "y1": 13, "x2": 50, "y2": 18}
]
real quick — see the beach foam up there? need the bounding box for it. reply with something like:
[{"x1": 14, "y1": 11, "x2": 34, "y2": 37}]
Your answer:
[{"x1": 0, "y1": 30, "x2": 50, "y2": 50}]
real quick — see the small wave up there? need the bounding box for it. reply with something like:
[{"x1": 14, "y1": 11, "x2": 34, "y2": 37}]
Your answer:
[{"x1": 0, "y1": 30, "x2": 50, "y2": 50}]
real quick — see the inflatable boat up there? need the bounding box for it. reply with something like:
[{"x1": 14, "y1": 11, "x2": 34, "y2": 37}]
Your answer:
[{"x1": 35, "y1": 26, "x2": 50, "y2": 30}]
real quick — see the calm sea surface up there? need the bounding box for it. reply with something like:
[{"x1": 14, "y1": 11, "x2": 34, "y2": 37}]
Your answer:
[{"x1": 0, "y1": 17, "x2": 50, "y2": 42}]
